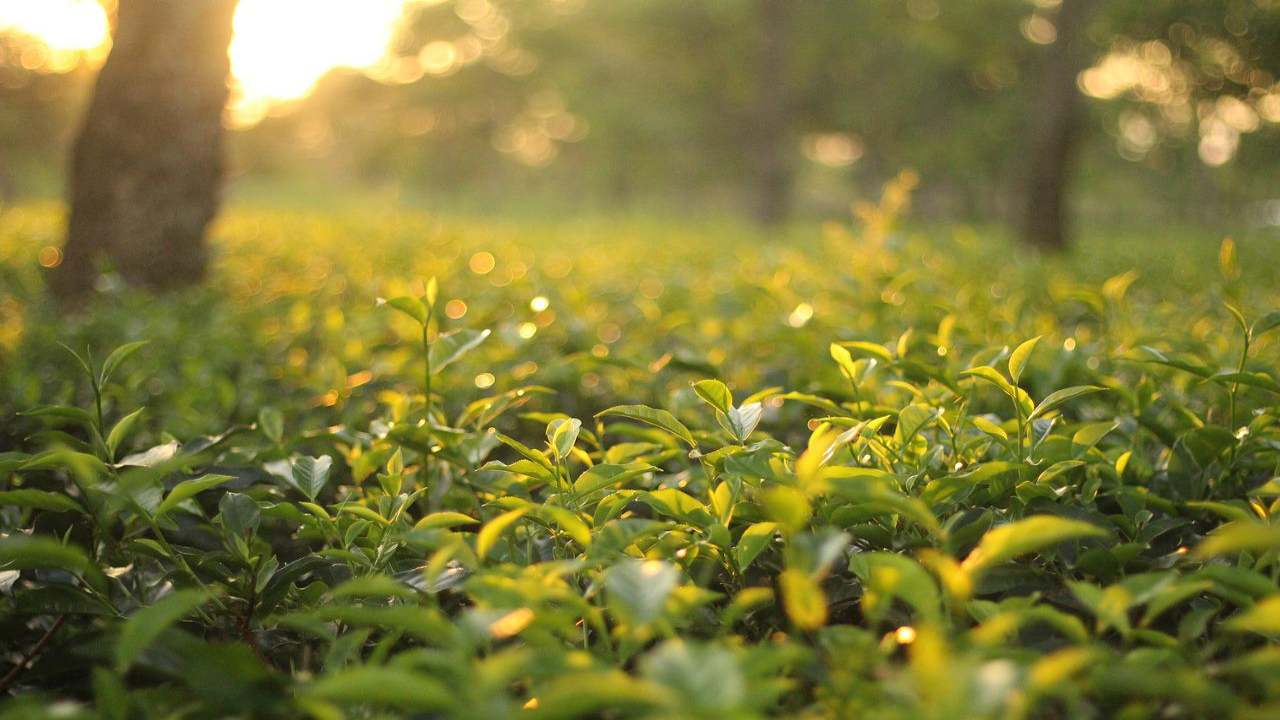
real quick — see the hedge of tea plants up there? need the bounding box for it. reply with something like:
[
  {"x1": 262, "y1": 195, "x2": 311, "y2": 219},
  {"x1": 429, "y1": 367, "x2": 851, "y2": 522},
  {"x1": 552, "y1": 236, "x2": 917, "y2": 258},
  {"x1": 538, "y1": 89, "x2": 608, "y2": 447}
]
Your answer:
[{"x1": 1, "y1": 194, "x2": 1280, "y2": 719}]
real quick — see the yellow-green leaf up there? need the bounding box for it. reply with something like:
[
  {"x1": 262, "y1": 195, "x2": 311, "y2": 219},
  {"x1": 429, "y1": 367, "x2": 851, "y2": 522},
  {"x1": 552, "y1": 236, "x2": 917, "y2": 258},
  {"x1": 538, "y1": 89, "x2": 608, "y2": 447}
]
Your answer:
[{"x1": 476, "y1": 508, "x2": 529, "y2": 561}]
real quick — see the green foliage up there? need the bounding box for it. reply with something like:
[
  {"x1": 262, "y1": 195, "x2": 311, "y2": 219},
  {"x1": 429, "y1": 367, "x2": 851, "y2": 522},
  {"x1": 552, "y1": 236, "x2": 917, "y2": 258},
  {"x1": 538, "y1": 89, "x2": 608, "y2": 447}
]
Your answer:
[{"x1": 1, "y1": 204, "x2": 1280, "y2": 717}]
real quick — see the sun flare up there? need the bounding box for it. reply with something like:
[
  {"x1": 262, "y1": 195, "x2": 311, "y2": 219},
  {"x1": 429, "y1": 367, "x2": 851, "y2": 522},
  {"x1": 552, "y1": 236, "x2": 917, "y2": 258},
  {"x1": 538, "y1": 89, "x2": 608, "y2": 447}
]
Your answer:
[
  {"x1": 228, "y1": 0, "x2": 414, "y2": 125},
  {"x1": 0, "y1": 0, "x2": 426, "y2": 126}
]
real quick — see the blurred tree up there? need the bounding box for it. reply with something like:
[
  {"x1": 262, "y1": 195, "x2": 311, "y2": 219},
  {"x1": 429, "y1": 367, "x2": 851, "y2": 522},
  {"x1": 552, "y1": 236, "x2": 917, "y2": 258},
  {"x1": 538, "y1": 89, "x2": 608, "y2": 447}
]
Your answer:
[
  {"x1": 1023, "y1": 0, "x2": 1098, "y2": 250},
  {"x1": 753, "y1": 0, "x2": 793, "y2": 226},
  {"x1": 49, "y1": 0, "x2": 238, "y2": 302}
]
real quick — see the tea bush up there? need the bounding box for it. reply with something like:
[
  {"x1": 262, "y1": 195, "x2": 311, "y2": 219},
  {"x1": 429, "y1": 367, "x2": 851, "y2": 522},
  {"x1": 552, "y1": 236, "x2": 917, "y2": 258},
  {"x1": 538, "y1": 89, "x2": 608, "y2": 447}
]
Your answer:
[{"x1": 2, "y1": 192, "x2": 1280, "y2": 718}]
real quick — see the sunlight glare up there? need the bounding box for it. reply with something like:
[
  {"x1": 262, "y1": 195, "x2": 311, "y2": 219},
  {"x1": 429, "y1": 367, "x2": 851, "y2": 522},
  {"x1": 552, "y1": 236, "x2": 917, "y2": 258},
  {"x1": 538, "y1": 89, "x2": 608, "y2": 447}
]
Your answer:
[
  {"x1": 0, "y1": 0, "x2": 434, "y2": 127},
  {"x1": 0, "y1": 0, "x2": 108, "y2": 52},
  {"x1": 229, "y1": 0, "x2": 414, "y2": 125}
]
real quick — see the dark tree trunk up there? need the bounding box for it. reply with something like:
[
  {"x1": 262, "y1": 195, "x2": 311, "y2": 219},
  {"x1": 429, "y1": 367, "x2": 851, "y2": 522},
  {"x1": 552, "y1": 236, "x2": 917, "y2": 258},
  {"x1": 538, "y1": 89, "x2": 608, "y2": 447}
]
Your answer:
[
  {"x1": 1023, "y1": 0, "x2": 1096, "y2": 251},
  {"x1": 752, "y1": 0, "x2": 792, "y2": 227},
  {"x1": 48, "y1": 0, "x2": 238, "y2": 302}
]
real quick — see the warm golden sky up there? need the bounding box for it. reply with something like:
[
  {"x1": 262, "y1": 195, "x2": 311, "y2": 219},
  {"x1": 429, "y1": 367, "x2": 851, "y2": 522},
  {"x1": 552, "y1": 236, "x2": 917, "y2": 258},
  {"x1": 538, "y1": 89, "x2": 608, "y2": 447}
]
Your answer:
[{"x1": 0, "y1": 0, "x2": 430, "y2": 124}]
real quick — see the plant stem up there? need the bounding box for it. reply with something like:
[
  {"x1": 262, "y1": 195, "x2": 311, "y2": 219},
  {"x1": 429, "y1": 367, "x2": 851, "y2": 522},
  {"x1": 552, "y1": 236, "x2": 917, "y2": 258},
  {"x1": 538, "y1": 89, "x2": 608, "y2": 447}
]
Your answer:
[
  {"x1": 1228, "y1": 333, "x2": 1249, "y2": 432},
  {"x1": 422, "y1": 323, "x2": 433, "y2": 421},
  {"x1": 0, "y1": 615, "x2": 67, "y2": 694}
]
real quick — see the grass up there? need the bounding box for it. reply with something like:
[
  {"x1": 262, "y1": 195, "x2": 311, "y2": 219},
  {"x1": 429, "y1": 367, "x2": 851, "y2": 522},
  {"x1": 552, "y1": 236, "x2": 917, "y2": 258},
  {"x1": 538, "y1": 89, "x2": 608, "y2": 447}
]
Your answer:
[{"x1": 1, "y1": 188, "x2": 1280, "y2": 719}]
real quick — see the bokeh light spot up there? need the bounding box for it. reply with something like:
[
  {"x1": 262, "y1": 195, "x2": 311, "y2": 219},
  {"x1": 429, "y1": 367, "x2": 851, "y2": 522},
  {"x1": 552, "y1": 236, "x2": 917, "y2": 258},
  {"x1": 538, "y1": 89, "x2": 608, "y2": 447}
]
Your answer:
[{"x1": 469, "y1": 251, "x2": 496, "y2": 275}]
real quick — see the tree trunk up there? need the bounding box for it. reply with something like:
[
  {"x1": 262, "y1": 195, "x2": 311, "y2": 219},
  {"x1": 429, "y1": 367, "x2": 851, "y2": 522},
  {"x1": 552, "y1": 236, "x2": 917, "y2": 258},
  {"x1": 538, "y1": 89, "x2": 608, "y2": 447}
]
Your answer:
[
  {"x1": 48, "y1": 0, "x2": 238, "y2": 302},
  {"x1": 752, "y1": 0, "x2": 791, "y2": 227},
  {"x1": 1022, "y1": 0, "x2": 1096, "y2": 251}
]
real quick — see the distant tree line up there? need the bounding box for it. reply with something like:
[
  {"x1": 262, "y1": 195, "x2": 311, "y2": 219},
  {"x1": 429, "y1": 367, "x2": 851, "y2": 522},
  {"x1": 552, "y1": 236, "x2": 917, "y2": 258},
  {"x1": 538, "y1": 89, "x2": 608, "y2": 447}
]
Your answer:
[{"x1": 0, "y1": 0, "x2": 1276, "y2": 298}]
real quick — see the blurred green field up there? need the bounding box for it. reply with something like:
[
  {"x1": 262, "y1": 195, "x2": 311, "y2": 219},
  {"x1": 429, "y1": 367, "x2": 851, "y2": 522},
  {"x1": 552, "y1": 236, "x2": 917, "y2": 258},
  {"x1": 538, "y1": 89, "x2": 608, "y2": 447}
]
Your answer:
[
  {"x1": 3, "y1": 194, "x2": 1280, "y2": 718},
  {"x1": 3, "y1": 194, "x2": 1276, "y2": 434}
]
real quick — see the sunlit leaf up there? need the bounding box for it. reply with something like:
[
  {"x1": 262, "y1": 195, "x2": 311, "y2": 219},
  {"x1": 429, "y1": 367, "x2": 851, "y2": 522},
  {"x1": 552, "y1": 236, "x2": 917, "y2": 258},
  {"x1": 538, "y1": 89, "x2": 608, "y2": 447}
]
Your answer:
[
  {"x1": 692, "y1": 379, "x2": 734, "y2": 415},
  {"x1": 1195, "y1": 522, "x2": 1280, "y2": 559},
  {"x1": 377, "y1": 295, "x2": 427, "y2": 324},
  {"x1": 962, "y1": 516, "x2": 1107, "y2": 575},
  {"x1": 1008, "y1": 336, "x2": 1040, "y2": 384},
  {"x1": 155, "y1": 474, "x2": 234, "y2": 517},
  {"x1": 1224, "y1": 595, "x2": 1280, "y2": 635},
  {"x1": 596, "y1": 404, "x2": 696, "y2": 448},
  {"x1": 779, "y1": 569, "x2": 826, "y2": 631},
  {"x1": 429, "y1": 328, "x2": 491, "y2": 374},
  {"x1": 1028, "y1": 385, "x2": 1106, "y2": 420},
  {"x1": 476, "y1": 507, "x2": 529, "y2": 561},
  {"x1": 735, "y1": 522, "x2": 778, "y2": 571}
]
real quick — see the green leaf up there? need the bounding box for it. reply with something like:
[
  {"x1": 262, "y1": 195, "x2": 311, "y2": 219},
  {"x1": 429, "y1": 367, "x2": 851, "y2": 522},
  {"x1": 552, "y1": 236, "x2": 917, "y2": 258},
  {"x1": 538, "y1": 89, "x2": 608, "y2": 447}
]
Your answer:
[
  {"x1": 1029, "y1": 385, "x2": 1106, "y2": 420},
  {"x1": 721, "y1": 402, "x2": 763, "y2": 443},
  {"x1": 538, "y1": 505, "x2": 592, "y2": 547},
  {"x1": 302, "y1": 667, "x2": 454, "y2": 711},
  {"x1": 735, "y1": 522, "x2": 778, "y2": 571},
  {"x1": 573, "y1": 463, "x2": 655, "y2": 495},
  {"x1": 1008, "y1": 336, "x2": 1041, "y2": 384},
  {"x1": 1037, "y1": 460, "x2": 1085, "y2": 484},
  {"x1": 640, "y1": 640, "x2": 745, "y2": 710},
  {"x1": 99, "y1": 340, "x2": 149, "y2": 387},
  {"x1": 1184, "y1": 501, "x2": 1254, "y2": 523},
  {"x1": 849, "y1": 552, "x2": 940, "y2": 622},
  {"x1": 21, "y1": 405, "x2": 97, "y2": 430},
  {"x1": 1252, "y1": 311, "x2": 1280, "y2": 338},
  {"x1": 378, "y1": 295, "x2": 428, "y2": 324},
  {"x1": 641, "y1": 488, "x2": 714, "y2": 525},
  {"x1": 429, "y1": 328, "x2": 491, "y2": 374},
  {"x1": 1195, "y1": 522, "x2": 1280, "y2": 559},
  {"x1": 338, "y1": 504, "x2": 388, "y2": 526},
  {"x1": 760, "y1": 486, "x2": 812, "y2": 533},
  {"x1": 0, "y1": 535, "x2": 98, "y2": 584},
  {"x1": 963, "y1": 516, "x2": 1107, "y2": 575},
  {"x1": 494, "y1": 432, "x2": 556, "y2": 471},
  {"x1": 413, "y1": 511, "x2": 479, "y2": 530},
  {"x1": 526, "y1": 671, "x2": 668, "y2": 718},
  {"x1": 776, "y1": 392, "x2": 845, "y2": 416},
  {"x1": 606, "y1": 559, "x2": 679, "y2": 625},
  {"x1": 105, "y1": 407, "x2": 145, "y2": 460},
  {"x1": 971, "y1": 415, "x2": 1008, "y2": 441},
  {"x1": 838, "y1": 340, "x2": 895, "y2": 363},
  {"x1": 1225, "y1": 302, "x2": 1249, "y2": 335},
  {"x1": 1211, "y1": 371, "x2": 1280, "y2": 395},
  {"x1": 596, "y1": 404, "x2": 696, "y2": 448},
  {"x1": 218, "y1": 492, "x2": 261, "y2": 536},
  {"x1": 829, "y1": 343, "x2": 858, "y2": 379},
  {"x1": 117, "y1": 441, "x2": 179, "y2": 468},
  {"x1": 0, "y1": 489, "x2": 84, "y2": 514},
  {"x1": 547, "y1": 417, "x2": 582, "y2": 460},
  {"x1": 960, "y1": 366, "x2": 1016, "y2": 399},
  {"x1": 779, "y1": 569, "x2": 826, "y2": 631},
  {"x1": 895, "y1": 403, "x2": 936, "y2": 445},
  {"x1": 156, "y1": 474, "x2": 234, "y2": 517},
  {"x1": 1224, "y1": 595, "x2": 1280, "y2": 635},
  {"x1": 692, "y1": 379, "x2": 734, "y2": 415},
  {"x1": 1068, "y1": 581, "x2": 1132, "y2": 636},
  {"x1": 423, "y1": 276, "x2": 439, "y2": 307},
  {"x1": 1135, "y1": 346, "x2": 1212, "y2": 378},
  {"x1": 476, "y1": 508, "x2": 529, "y2": 560},
  {"x1": 257, "y1": 406, "x2": 284, "y2": 443},
  {"x1": 115, "y1": 589, "x2": 216, "y2": 671},
  {"x1": 1071, "y1": 421, "x2": 1116, "y2": 452},
  {"x1": 57, "y1": 342, "x2": 95, "y2": 383},
  {"x1": 826, "y1": 479, "x2": 942, "y2": 538},
  {"x1": 267, "y1": 456, "x2": 333, "y2": 501}
]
